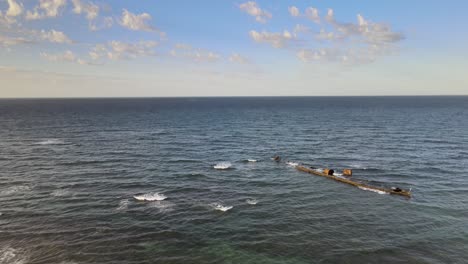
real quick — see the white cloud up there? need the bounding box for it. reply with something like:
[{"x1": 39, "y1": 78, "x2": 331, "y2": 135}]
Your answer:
[
  {"x1": 170, "y1": 44, "x2": 221, "y2": 63},
  {"x1": 296, "y1": 48, "x2": 342, "y2": 63},
  {"x1": 26, "y1": 0, "x2": 67, "y2": 20},
  {"x1": 89, "y1": 16, "x2": 113, "y2": 31},
  {"x1": 6, "y1": 0, "x2": 23, "y2": 17},
  {"x1": 293, "y1": 9, "x2": 405, "y2": 65},
  {"x1": 315, "y1": 29, "x2": 341, "y2": 41},
  {"x1": 239, "y1": 1, "x2": 272, "y2": 23},
  {"x1": 120, "y1": 9, "x2": 154, "y2": 32},
  {"x1": 326, "y1": 8, "x2": 334, "y2": 22},
  {"x1": 249, "y1": 30, "x2": 295, "y2": 48},
  {"x1": 40, "y1": 29, "x2": 72, "y2": 43},
  {"x1": 229, "y1": 53, "x2": 250, "y2": 64},
  {"x1": 305, "y1": 7, "x2": 320, "y2": 24},
  {"x1": 71, "y1": 0, "x2": 98, "y2": 20},
  {"x1": 41, "y1": 50, "x2": 77, "y2": 62},
  {"x1": 288, "y1": 6, "x2": 299, "y2": 17},
  {"x1": 0, "y1": 34, "x2": 32, "y2": 46},
  {"x1": 107, "y1": 41, "x2": 158, "y2": 60}
]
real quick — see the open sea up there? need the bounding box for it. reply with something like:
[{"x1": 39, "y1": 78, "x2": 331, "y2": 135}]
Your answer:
[{"x1": 0, "y1": 96, "x2": 467, "y2": 264}]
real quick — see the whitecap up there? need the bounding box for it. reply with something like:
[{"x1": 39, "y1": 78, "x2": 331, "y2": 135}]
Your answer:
[
  {"x1": 213, "y1": 162, "x2": 232, "y2": 170},
  {"x1": 0, "y1": 185, "x2": 31, "y2": 196},
  {"x1": 247, "y1": 159, "x2": 257, "y2": 163},
  {"x1": 147, "y1": 200, "x2": 175, "y2": 213},
  {"x1": 349, "y1": 164, "x2": 368, "y2": 170},
  {"x1": 210, "y1": 203, "x2": 233, "y2": 212},
  {"x1": 36, "y1": 139, "x2": 65, "y2": 145},
  {"x1": 51, "y1": 189, "x2": 70, "y2": 197},
  {"x1": 116, "y1": 199, "x2": 130, "y2": 211},
  {"x1": 133, "y1": 192, "x2": 167, "y2": 201},
  {"x1": 358, "y1": 186, "x2": 387, "y2": 195},
  {"x1": 0, "y1": 247, "x2": 28, "y2": 264},
  {"x1": 246, "y1": 199, "x2": 258, "y2": 205},
  {"x1": 286, "y1": 161, "x2": 299, "y2": 167}
]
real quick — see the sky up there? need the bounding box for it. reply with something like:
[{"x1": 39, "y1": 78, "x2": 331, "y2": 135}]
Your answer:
[{"x1": 0, "y1": 0, "x2": 467, "y2": 98}]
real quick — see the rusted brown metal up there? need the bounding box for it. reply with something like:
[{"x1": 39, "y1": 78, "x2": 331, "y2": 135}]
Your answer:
[
  {"x1": 343, "y1": 169, "x2": 353, "y2": 177},
  {"x1": 296, "y1": 165, "x2": 411, "y2": 198}
]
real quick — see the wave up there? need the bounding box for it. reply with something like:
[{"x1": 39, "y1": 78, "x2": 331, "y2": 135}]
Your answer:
[
  {"x1": 0, "y1": 185, "x2": 31, "y2": 196},
  {"x1": 348, "y1": 164, "x2": 368, "y2": 170},
  {"x1": 36, "y1": 139, "x2": 65, "y2": 145},
  {"x1": 147, "y1": 200, "x2": 175, "y2": 212},
  {"x1": 134, "y1": 192, "x2": 167, "y2": 201},
  {"x1": 210, "y1": 203, "x2": 233, "y2": 212},
  {"x1": 358, "y1": 186, "x2": 387, "y2": 195},
  {"x1": 286, "y1": 161, "x2": 299, "y2": 167},
  {"x1": 246, "y1": 199, "x2": 258, "y2": 205},
  {"x1": 51, "y1": 189, "x2": 70, "y2": 197},
  {"x1": 116, "y1": 199, "x2": 130, "y2": 211},
  {"x1": 0, "y1": 247, "x2": 28, "y2": 264},
  {"x1": 213, "y1": 162, "x2": 232, "y2": 170}
]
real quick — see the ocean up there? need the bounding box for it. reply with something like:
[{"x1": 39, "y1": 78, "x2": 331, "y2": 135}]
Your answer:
[{"x1": 0, "y1": 96, "x2": 467, "y2": 264}]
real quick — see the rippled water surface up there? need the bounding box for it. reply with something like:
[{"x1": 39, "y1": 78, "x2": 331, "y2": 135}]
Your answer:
[{"x1": 1, "y1": 97, "x2": 467, "y2": 264}]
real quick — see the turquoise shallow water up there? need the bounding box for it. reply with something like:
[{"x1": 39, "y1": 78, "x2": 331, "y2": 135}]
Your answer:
[{"x1": 0, "y1": 97, "x2": 467, "y2": 264}]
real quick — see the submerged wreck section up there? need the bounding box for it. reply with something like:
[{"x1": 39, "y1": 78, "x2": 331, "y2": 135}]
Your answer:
[{"x1": 296, "y1": 165, "x2": 412, "y2": 198}]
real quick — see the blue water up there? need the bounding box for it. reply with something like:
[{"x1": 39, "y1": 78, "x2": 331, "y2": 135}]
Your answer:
[{"x1": 0, "y1": 97, "x2": 467, "y2": 263}]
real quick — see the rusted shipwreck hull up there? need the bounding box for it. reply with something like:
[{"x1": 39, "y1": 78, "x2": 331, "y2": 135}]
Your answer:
[{"x1": 296, "y1": 165, "x2": 412, "y2": 198}]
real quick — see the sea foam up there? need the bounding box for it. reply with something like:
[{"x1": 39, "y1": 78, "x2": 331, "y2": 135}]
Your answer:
[
  {"x1": 116, "y1": 199, "x2": 130, "y2": 211},
  {"x1": 246, "y1": 199, "x2": 258, "y2": 205},
  {"x1": 0, "y1": 247, "x2": 28, "y2": 264},
  {"x1": 36, "y1": 139, "x2": 65, "y2": 145},
  {"x1": 286, "y1": 161, "x2": 299, "y2": 167},
  {"x1": 0, "y1": 185, "x2": 31, "y2": 196},
  {"x1": 210, "y1": 203, "x2": 233, "y2": 212},
  {"x1": 134, "y1": 193, "x2": 167, "y2": 201},
  {"x1": 358, "y1": 186, "x2": 387, "y2": 195},
  {"x1": 213, "y1": 162, "x2": 232, "y2": 170}
]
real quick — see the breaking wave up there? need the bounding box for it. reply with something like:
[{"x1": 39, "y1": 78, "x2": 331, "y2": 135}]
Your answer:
[
  {"x1": 213, "y1": 162, "x2": 232, "y2": 170},
  {"x1": 134, "y1": 193, "x2": 167, "y2": 201},
  {"x1": 116, "y1": 199, "x2": 130, "y2": 211},
  {"x1": 51, "y1": 189, "x2": 70, "y2": 197},
  {"x1": 247, "y1": 159, "x2": 257, "y2": 162},
  {"x1": 210, "y1": 203, "x2": 233, "y2": 212},
  {"x1": 0, "y1": 247, "x2": 28, "y2": 264},
  {"x1": 286, "y1": 161, "x2": 299, "y2": 167},
  {"x1": 147, "y1": 200, "x2": 175, "y2": 213},
  {"x1": 358, "y1": 186, "x2": 387, "y2": 195},
  {"x1": 36, "y1": 139, "x2": 65, "y2": 145},
  {"x1": 246, "y1": 199, "x2": 258, "y2": 205},
  {"x1": 0, "y1": 185, "x2": 31, "y2": 196}
]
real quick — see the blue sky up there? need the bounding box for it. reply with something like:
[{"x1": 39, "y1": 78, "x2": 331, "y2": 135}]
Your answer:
[{"x1": 0, "y1": 0, "x2": 467, "y2": 97}]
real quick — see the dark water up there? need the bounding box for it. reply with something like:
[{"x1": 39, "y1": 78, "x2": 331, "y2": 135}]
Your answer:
[{"x1": 0, "y1": 97, "x2": 467, "y2": 264}]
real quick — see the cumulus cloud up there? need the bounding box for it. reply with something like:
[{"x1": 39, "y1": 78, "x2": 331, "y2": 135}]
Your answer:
[
  {"x1": 229, "y1": 53, "x2": 250, "y2": 64},
  {"x1": 239, "y1": 1, "x2": 272, "y2": 23},
  {"x1": 305, "y1": 7, "x2": 320, "y2": 24},
  {"x1": 6, "y1": 0, "x2": 23, "y2": 17},
  {"x1": 26, "y1": 0, "x2": 67, "y2": 20},
  {"x1": 292, "y1": 9, "x2": 404, "y2": 65},
  {"x1": 40, "y1": 30, "x2": 72, "y2": 43},
  {"x1": 41, "y1": 50, "x2": 77, "y2": 62},
  {"x1": 107, "y1": 40, "x2": 158, "y2": 60},
  {"x1": 71, "y1": 0, "x2": 99, "y2": 20},
  {"x1": 120, "y1": 9, "x2": 155, "y2": 32},
  {"x1": 288, "y1": 6, "x2": 299, "y2": 17},
  {"x1": 89, "y1": 16, "x2": 113, "y2": 31},
  {"x1": 170, "y1": 44, "x2": 221, "y2": 63},
  {"x1": 249, "y1": 30, "x2": 295, "y2": 48},
  {"x1": 0, "y1": 34, "x2": 32, "y2": 46}
]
